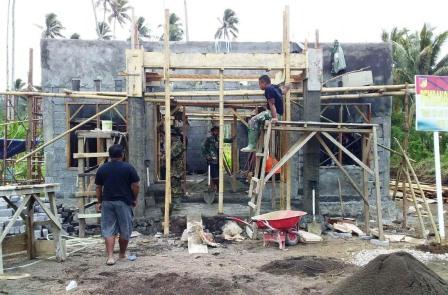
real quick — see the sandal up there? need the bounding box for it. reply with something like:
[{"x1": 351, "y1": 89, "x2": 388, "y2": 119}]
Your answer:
[{"x1": 106, "y1": 257, "x2": 116, "y2": 265}]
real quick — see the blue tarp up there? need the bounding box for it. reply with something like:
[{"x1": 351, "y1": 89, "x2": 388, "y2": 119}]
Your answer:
[{"x1": 0, "y1": 139, "x2": 30, "y2": 159}]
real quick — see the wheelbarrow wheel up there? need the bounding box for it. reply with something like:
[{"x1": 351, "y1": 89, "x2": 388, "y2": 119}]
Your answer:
[{"x1": 285, "y1": 231, "x2": 299, "y2": 246}]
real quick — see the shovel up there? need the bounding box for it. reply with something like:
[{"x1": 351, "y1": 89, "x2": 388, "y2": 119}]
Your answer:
[
  {"x1": 204, "y1": 164, "x2": 216, "y2": 204},
  {"x1": 307, "y1": 188, "x2": 322, "y2": 236}
]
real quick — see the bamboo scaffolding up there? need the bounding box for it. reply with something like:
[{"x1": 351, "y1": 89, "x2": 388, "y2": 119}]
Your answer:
[
  {"x1": 163, "y1": 8, "x2": 171, "y2": 236},
  {"x1": 218, "y1": 69, "x2": 225, "y2": 214},
  {"x1": 15, "y1": 96, "x2": 129, "y2": 163}
]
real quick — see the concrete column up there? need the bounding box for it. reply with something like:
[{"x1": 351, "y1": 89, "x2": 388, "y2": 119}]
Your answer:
[
  {"x1": 128, "y1": 97, "x2": 146, "y2": 217},
  {"x1": 302, "y1": 48, "x2": 323, "y2": 214}
]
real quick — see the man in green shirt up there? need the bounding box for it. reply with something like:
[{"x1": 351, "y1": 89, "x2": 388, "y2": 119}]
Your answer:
[{"x1": 201, "y1": 126, "x2": 233, "y2": 191}]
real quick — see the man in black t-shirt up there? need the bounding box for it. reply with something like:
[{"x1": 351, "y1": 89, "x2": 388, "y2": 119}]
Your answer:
[
  {"x1": 95, "y1": 144, "x2": 140, "y2": 265},
  {"x1": 241, "y1": 75, "x2": 286, "y2": 152}
]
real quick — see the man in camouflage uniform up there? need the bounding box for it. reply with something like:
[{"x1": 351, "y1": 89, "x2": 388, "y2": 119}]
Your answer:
[
  {"x1": 201, "y1": 126, "x2": 233, "y2": 191},
  {"x1": 171, "y1": 131, "x2": 185, "y2": 196}
]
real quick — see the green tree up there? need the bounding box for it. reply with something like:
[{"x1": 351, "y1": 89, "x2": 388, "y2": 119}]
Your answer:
[
  {"x1": 383, "y1": 24, "x2": 448, "y2": 83},
  {"x1": 137, "y1": 16, "x2": 151, "y2": 41},
  {"x1": 383, "y1": 24, "x2": 448, "y2": 179},
  {"x1": 70, "y1": 33, "x2": 80, "y2": 39},
  {"x1": 97, "y1": 21, "x2": 112, "y2": 40},
  {"x1": 215, "y1": 9, "x2": 239, "y2": 41},
  {"x1": 160, "y1": 13, "x2": 184, "y2": 41},
  {"x1": 41, "y1": 13, "x2": 65, "y2": 39},
  {"x1": 108, "y1": 0, "x2": 131, "y2": 39}
]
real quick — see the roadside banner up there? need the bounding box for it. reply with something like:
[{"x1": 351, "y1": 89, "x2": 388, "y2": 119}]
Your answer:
[{"x1": 415, "y1": 75, "x2": 448, "y2": 240}]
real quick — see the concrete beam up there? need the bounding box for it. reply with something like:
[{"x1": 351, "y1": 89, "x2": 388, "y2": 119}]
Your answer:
[{"x1": 302, "y1": 48, "x2": 323, "y2": 214}]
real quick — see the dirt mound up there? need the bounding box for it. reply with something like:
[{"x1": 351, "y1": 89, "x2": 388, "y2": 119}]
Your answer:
[
  {"x1": 417, "y1": 243, "x2": 448, "y2": 254},
  {"x1": 329, "y1": 251, "x2": 448, "y2": 295},
  {"x1": 99, "y1": 272, "x2": 244, "y2": 295},
  {"x1": 259, "y1": 256, "x2": 351, "y2": 277}
]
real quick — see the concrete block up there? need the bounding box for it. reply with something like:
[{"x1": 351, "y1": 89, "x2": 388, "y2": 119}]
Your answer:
[
  {"x1": 370, "y1": 238, "x2": 390, "y2": 247},
  {"x1": 0, "y1": 208, "x2": 13, "y2": 217},
  {"x1": 19, "y1": 225, "x2": 26, "y2": 234},
  {"x1": 34, "y1": 229, "x2": 42, "y2": 239},
  {"x1": 42, "y1": 228, "x2": 49, "y2": 238}
]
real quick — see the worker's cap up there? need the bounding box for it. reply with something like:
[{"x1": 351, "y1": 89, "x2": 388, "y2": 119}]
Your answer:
[{"x1": 210, "y1": 126, "x2": 219, "y2": 132}]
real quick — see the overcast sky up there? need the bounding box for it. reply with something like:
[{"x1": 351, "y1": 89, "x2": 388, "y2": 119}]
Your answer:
[{"x1": 1, "y1": 0, "x2": 447, "y2": 88}]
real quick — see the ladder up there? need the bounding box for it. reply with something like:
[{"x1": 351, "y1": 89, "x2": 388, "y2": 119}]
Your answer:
[{"x1": 248, "y1": 121, "x2": 272, "y2": 218}]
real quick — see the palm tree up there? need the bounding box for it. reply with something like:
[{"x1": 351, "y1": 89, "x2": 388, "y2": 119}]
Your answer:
[
  {"x1": 160, "y1": 13, "x2": 184, "y2": 41},
  {"x1": 137, "y1": 16, "x2": 151, "y2": 41},
  {"x1": 384, "y1": 24, "x2": 448, "y2": 167},
  {"x1": 41, "y1": 13, "x2": 65, "y2": 39},
  {"x1": 97, "y1": 21, "x2": 112, "y2": 40},
  {"x1": 91, "y1": 0, "x2": 100, "y2": 38},
  {"x1": 70, "y1": 33, "x2": 80, "y2": 39},
  {"x1": 108, "y1": 0, "x2": 131, "y2": 39},
  {"x1": 383, "y1": 24, "x2": 448, "y2": 83},
  {"x1": 215, "y1": 9, "x2": 239, "y2": 41},
  {"x1": 96, "y1": 0, "x2": 114, "y2": 24}
]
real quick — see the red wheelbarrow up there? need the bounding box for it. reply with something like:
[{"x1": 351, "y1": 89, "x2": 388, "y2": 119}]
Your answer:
[{"x1": 228, "y1": 210, "x2": 307, "y2": 250}]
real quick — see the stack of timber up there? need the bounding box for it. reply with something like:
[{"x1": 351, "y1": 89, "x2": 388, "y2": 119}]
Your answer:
[{"x1": 390, "y1": 180, "x2": 448, "y2": 202}]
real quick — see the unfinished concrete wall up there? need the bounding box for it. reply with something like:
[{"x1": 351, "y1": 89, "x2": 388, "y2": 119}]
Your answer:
[
  {"x1": 41, "y1": 39, "x2": 394, "y2": 219},
  {"x1": 41, "y1": 39, "x2": 128, "y2": 203}
]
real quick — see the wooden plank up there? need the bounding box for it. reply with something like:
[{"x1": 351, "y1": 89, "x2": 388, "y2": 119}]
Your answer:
[
  {"x1": 321, "y1": 131, "x2": 374, "y2": 175},
  {"x1": 35, "y1": 239, "x2": 66, "y2": 258},
  {"x1": 163, "y1": 8, "x2": 171, "y2": 237},
  {"x1": 76, "y1": 130, "x2": 122, "y2": 139},
  {"x1": 32, "y1": 196, "x2": 62, "y2": 230},
  {"x1": 26, "y1": 198, "x2": 35, "y2": 260},
  {"x1": 0, "y1": 195, "x2": 31, "y2": 242},
  {"x1": 187, "y1": 214, "x2": 208, "y2": 254},
  {"x1": 255, "y1": 122, "x2": 272, "y2": 215},
  {"x1": 362, "y1": 135, "x2": 370, "y2": 235},
  {"x1": 125, "y1": 48, "x2": 144, "y2": 96},
  {"x1": 402, "y1": 164, "x2": 426, "y2": 238},
  {"x1": 2, "y1": 234, "x2": 27, "y2": 255},
  {"x1": 143, "y1": 52, "x2": 306, "y2": 70},
  {"x1": 78, "y1": 213, "x2": 101, "y2": 219},
  {"x1": 372, "y1": 126, "x2": 384, "y2": 241},
  {"x1": 218, "y1": 69, "x2": 225, "y2": 214},
  {"x1": 73, "y1": 152, "x2": 109, "y2": 159},
  {"x1": 78, "y1": 137, "x2": 86, "y2": 238},
  {"x1": 74, "y1": 191, "x2": 96, "y2": 197},
  {"x1": 230, "y1": 108, "x2": 249, "y2": 128},
  {"x1": 264, "y1": 132, "x2": 316, "y2": 184},
  {"x1": 48, "y1": 191, "x2": 65, "y2": 261}
]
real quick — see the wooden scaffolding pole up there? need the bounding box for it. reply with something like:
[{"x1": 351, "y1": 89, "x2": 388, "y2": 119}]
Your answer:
[
  {"x1": 372, "y1": 126, "x2": 384, "y2": 240},
  {"x1": 283, "y1": 5, "x2": 292, "y2": 209},
  {"x1": 231, "y1": 108, "x2": 238, "y2": 188},
  {"x1": 26, "y1": 48, "x2": 33, "y2": 180},
  {"x1": 362, "y1": 134, "x2": 371, "y2": 235},
  {"x1": 218, "y1": 69, "x2": 225, "y2": 214},
  {"x1": 395, "y1": 138, "x2": 441, "y2": 243},
  {"x1": 16, "y1": 96, "x2": 129, "y2": 163},
  {"x1": 163, "y1": 9, "x2": 172, "y2": 236},
  {"x1": 182, "y1": 106, "x2": 187, "y2": 193}
]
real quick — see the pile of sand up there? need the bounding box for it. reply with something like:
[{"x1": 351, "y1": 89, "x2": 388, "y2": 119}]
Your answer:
[
  {"x1": 330, "y1": 252, "x2": 448, "y2": 295},
  {"x1": 101, "y1": 272, "x2": 244, "y2": 295},
  {"x1": 259, "y1": 256, "x2": 351, "y2": 277}
]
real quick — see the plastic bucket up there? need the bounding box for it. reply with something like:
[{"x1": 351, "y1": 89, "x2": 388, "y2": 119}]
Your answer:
[{"x1": 101, "y1": 120, "x2": 112, "y2": 131}]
